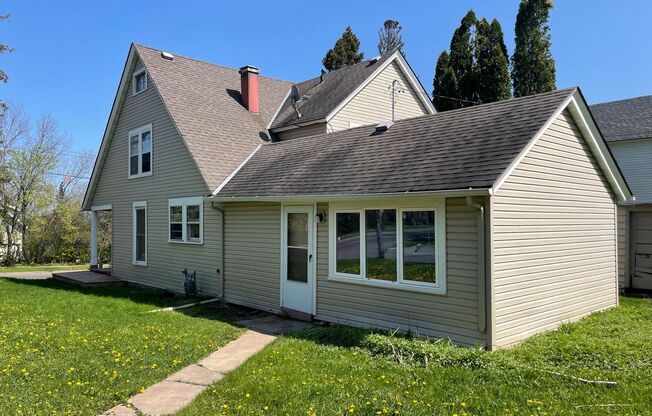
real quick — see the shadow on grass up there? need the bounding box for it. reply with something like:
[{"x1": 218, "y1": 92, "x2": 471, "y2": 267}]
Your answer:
[{"x1": 2, "y1": 277, "x2": 269, "y2": 325}]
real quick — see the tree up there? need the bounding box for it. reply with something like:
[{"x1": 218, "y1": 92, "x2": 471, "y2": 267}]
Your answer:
[
  {"x1": 511, "y1": 0, "x2": 556, "y2": 97},
  {"x1": 432, "y1": 51, "x2": 459, "y2": 111},
  {"x1": 322, "y1": 26, "x2": 364, "y2": 72},
  {"x1": 0, "y1": 112, "x2": 64, "y2": 265},
  {"x1": 0, "y1": 14, "x2": 14, "y2": 112},
  {"x1": 378, "y1": 19, "x2": 405, "y2": 55},
  {"x1": 476, "y1": 18, "x2": 511, "y2": 103},
  {"x1": 449, "y1": 10, "x2": 478, "y2": 105}
]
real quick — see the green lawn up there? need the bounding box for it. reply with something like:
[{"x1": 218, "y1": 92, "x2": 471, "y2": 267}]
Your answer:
[
  {"x1": 178, "y1": 296, "x2": 652, "y2": 416},
  {"x1": 0, "y1": 262, "x2": 90, "y2": 273},
  {"x1": 0, "y1": 278, "x2": 248, "y2": 415}
]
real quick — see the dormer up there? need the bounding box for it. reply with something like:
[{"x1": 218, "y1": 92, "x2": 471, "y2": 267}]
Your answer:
[{"x1": 268, "y1": 51, "x2": 435, "y2": 141}]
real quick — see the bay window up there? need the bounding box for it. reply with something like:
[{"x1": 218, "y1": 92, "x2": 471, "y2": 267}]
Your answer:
[
  {"x1": 168, "y1": 197, "x2": 203, "y2": 244},
  {"x1": 329, "y1": 199, "x2": 446, "y2": 294}
]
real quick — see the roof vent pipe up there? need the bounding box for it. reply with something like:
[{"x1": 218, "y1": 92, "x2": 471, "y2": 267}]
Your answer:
[{"x1": 239, "y1": 65, "x2": 260, "y2": 113}]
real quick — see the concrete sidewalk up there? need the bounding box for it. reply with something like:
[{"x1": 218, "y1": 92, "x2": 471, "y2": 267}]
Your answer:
[
  {"x1": 0, "y1": 270, "x2": 62, "y2": 280},
  {"x1": 102, "y1": 315, "x2": 312, "y2": 416}
]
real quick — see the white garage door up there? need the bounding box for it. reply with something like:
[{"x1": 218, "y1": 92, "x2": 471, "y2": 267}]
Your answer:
[{"x1": 632, "y1": 212, "x2": 652, "y2": 290}]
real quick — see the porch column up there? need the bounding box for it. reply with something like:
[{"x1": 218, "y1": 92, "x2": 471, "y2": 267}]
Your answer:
[{"x1": 90, "y1": 210, "x2": 98, "y2": 269}]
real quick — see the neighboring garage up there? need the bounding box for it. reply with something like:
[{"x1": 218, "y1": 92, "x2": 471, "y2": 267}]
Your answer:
[{"x1": 592, "y1": 95, "x2": 652, "y2": 290}]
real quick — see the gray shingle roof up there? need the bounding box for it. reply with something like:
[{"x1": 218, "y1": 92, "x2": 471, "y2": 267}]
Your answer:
[
  {"x1": 134, "y1": 44, "x2": 292, "y2": 191},
  {"x1": 591, "y1": 94, "x2": 652, "y2": 142},
  {"x1": 269, "y1": 53, "x2": 395, "y2": 130},
  {"x1": 217, "y1": 88, "x2": 576, "y2": 198}
]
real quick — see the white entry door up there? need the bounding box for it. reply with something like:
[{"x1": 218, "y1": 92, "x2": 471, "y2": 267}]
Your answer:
[{"x1": 281, "y1": 205, "x2": 315, "y2": 315}]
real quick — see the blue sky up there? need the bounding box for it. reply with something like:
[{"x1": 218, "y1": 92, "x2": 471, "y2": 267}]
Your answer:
[{"x1": 2, "y1": 1, "x2": 651, "y2": 153}]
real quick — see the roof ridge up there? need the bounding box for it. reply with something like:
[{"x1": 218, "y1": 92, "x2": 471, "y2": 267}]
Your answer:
[
  {"x1": 264, "y1": 87, "x2": 577, "y2": 147},
  {"x1": 133, "y1": 43, "x2": 294, "y2": 85}
]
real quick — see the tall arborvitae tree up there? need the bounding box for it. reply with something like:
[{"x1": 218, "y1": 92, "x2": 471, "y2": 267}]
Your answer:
[
  {"x1": 511, "y1": 0, "x2": 556, "y2": 97},
  {"x1": 432, "y1": 51, "x2": 458, "y2": 111},
  {"x1": 449, "y1": 10, "x2": 478, "y2": 106},
  {"x1": 476, "y1": 18, "x2": 511, "y2": 103},
  {"x1": 433, "y1": 10, "x2": 511, "y2": 110},
  {"x1": 322, "y1": 26, "x2": 365, "y2": 72},
  {"x1": 378, "y1": 19, "x2": 405, "y2": 55}
]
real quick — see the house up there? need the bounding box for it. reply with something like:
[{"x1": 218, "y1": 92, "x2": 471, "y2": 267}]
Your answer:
[
  {"x1": 592, "y1": 95, "x2": 652, "y2": 290},
  {"x1": 83, "y1": 44, "x2": 632, "y2": 349}
]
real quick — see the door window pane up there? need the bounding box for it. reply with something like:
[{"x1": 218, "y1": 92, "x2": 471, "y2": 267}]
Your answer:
[
  {"x1": 336, "y1": 212, "x2": 360, "y2": 275},
  {"x1": 365, "y1": 209, "x2": 397, "y2": 281},
  {"x1": 402, "y1": 211, "x2": 436, "y2": 283},
  {"x1": 287, "y1": 213, "x2": 308, "y2": 247},
  {"x1": 287, "y1": 247, "x2": 308, "y2": 282}
]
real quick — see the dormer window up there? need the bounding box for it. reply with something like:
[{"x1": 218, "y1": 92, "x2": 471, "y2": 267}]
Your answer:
[
  {"x1": 133, "y1": 69, "x2": 147, "y2": 95},
  {"x1": 128, "y1": 124, "x2": 152, "y2": 178}
]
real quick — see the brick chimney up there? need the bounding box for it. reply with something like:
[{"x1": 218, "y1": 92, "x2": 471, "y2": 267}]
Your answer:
[{"x1": 239, "y1": 65, "x2": 260, "y2": 113}]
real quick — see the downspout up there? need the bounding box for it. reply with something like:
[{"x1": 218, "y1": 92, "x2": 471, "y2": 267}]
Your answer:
[
  {"x1": 211, "y1": 203, "x2": 226, "y2": 302},
  {"x1": 466, "y1": 197, "x2": 487, "y2": 336}
]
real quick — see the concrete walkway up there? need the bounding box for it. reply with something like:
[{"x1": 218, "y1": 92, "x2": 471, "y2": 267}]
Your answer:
[
  {"x1": 0, "y1": 270, "x2": 77, "y2": 280},
  {"x1": 102, "y1": 315, "x2": 312, "y2": 416}
]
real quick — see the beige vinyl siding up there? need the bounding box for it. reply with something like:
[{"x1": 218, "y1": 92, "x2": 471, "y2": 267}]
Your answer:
[
  {"x1": 90, "y1": 58, "x2": 221, "y2": 296},
  {"x1": 223, "y1": 202, "x2": 281, "y2": 313},
  {"x1": 609, "y1": 138, "x2": 652, "y2": 204},
  {"x1": 276, "y1": 123, "x2": 327, "y2": 141},
  {"x1": 314, "y1": 198, "x2": 485, "y2": 347},
  {"x1": 328, "y1": 61, "x2": 429, "y2": 132},
  {"x1": 617, "y1": 206, "x2": 628, "y2": 287},
  {"x1": 491, "y1": 110, "x2": 618, "y2": 348}
]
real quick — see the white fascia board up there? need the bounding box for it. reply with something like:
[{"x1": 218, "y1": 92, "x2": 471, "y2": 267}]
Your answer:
[
  {"x1": 393, "y1": 52, "x2": 437, "y2": 114},
  {"x1": 82, "y1": 45, "x2": 137, "y2": 210},
  {"x1": 491, "y1": 89, "x2": 633, "y2": 202},
  {"x1": 209, "y1": 188, "x2": 491, "y2": 202}
]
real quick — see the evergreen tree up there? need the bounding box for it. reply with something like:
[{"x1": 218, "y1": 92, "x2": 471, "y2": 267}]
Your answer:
[
  {"x1": 322, "y1": 26, "x2": 364, "y2": 72},
  {"x1": 476, "y1": 18, "x2": 511, "y2": 103},
  {"x1": 511, "y1": 0, "x2": 556, "y2": 97},
  {"x1": 377, "y1": 19, "x2": 405, "y2": 55},
  {"x1": 432, "y1": 51, "x2": 459, "y2": 111},
  {"x1": 449, "y1": 10, "x2": 478, "y2": 106}
]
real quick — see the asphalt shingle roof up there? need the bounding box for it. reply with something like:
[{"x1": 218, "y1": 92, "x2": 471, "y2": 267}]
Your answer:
[
  {"x1": 217, "y1": 88, "x2": 576, "y2": 197},
  {"x1": 134, "y1": 44, "x2": 292, "y2": 191},
  {"x1": 270, "y1": 53, "x2": 394, "y2": 130},
  {"x1": 591, "y1": 95, "x2": 652, "y2": 142}
]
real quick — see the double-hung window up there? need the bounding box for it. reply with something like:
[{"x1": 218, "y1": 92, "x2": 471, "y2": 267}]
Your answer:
[
  {"x1": 133, "y1": 69, "x2": 147, "y2": 95},
  {"x1": 329, "y1": 199, "x2": 446, "y2": 294},
  {"x1": 168, "y1": 197, "x2": 203, "y2": 244},
  {"x1": 128, "y1": 124, "x2": 152, "y2": 178},
  {"x1": 133, "y1": 201, "x2": 147, "y2": 266}
]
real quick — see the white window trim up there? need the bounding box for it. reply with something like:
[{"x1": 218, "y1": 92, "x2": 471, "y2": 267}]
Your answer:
[
  {"x1": 328, "y1": 198, "x2": 446, "y2": 295},
  {"x1": 132, "y1": 201, "x2": 147, "y2": 266},
  {"x1": 132, "y1": 68, "x2": 147, "y2": 96},
  {"x1": 168, "y1": 197, "x2": 204, "y2": 244},
  {"x1": 128, "y1": 124, "x2": 153, "y2": 179}
]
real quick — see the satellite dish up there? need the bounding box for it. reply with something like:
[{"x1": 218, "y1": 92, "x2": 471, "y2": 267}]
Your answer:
[{"x1": 290, "y1": 85, "x2": 302, "y2": 119}]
